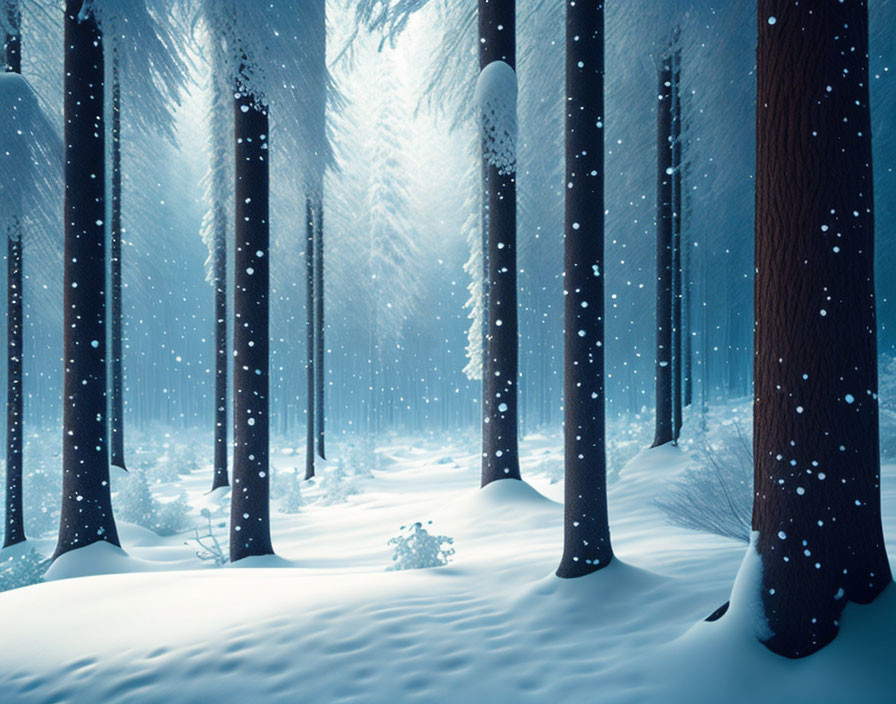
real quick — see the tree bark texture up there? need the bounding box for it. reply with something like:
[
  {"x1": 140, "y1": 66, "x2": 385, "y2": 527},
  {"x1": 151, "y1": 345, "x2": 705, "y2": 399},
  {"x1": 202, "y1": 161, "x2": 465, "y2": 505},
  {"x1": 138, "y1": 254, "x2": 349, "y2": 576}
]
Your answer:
[
  {"x1": 305, "y1": 195, "x2": 315, "y2": 480},
  {"x1": 55, "y1": 1, "x2": 121, "y2": 559},
  {"x1": 556, "y1": 0, "x2": 612, "y2": 578},
  {"x1": 109, "y1": 49, "x2": 126, "y2": 470},
  {"x1": 753, "y1": 0, "x2": 891, "y2": 657},
  {"x1": 479, "y1": 0, "x2": 520, "y2": 486},
  {"x1": 230, "y1": 95, "x2": 273, "y2": 561}
]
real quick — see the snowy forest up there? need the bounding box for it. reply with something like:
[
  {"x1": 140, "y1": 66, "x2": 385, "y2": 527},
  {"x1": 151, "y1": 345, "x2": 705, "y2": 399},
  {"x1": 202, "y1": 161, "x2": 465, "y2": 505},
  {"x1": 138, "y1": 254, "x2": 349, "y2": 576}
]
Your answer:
[{"x1": 0, "y1": 0, "x2": 894, "y2": 701}]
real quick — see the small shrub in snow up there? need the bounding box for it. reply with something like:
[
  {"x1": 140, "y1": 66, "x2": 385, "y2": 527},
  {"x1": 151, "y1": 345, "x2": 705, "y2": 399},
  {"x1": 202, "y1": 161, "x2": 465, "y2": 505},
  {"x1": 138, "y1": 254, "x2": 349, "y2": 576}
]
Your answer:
[
  {"x1": 280, "y1": 469, "x2": 304, "y2": 514},
  {"x1": 116, "y1": 468, "x2": 156, "y2": 529},
  {"x1": 0, "y1": 549, "x2": 49, "y2": 592},
  {"x1": 319, "y1": 459, "x2": 361, "y2": 505},
  {"x1": 186, "y1": 509, "x2": 228, "y2": 566},
  {"x1": 115, "y1": 469, "x2": 190, "y2": 536},
  {"x1": 345, "y1": 435, "x2": 377, "y2": 477},
  {"x1": 155, "y1": 494, "x2": 191, "y2": 536},
  {"x1": 387, "y1": 521, "x2": 455, "y2": 571},
  {"x1": 654, "y1": 422, "x2": 752, "y2": 543}
]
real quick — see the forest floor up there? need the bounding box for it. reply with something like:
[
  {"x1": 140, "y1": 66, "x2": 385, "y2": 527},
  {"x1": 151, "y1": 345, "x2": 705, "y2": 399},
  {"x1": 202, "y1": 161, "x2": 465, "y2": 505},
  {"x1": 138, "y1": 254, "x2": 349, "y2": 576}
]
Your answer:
[{"x1": 0, "y1": 415, "x2": 893, "y2": 703}]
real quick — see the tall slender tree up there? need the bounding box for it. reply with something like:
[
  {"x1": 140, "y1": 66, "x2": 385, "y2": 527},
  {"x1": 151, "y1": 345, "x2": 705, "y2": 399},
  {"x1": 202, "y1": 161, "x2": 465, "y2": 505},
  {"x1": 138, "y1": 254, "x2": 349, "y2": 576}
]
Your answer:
[
  {"x1": 651, "y1": 56, "x2": 673, "y2": 448},
  {"x1": 109, "y1": 46, "x2": 126, "y2": 471},
  {"x1": 314, "y1": 197, "x2": 325, "y2": 460},
  {"x1": 201, "y1": 13, "x2": 233, "y2": 492},
  {"x1": 54, "y1": 0, "x2": 121, "y2": 559},
  {"x1": 3, "y1": 0, "x2": 24, "y2": 549},
  {"x1": 230, "y1": 84, "x2": 274, "y2": 561},
  {"x1": 478, "y1": 0, "x2": 520, "y2": 486},
  {"x1": 305, "y1": 196, "x2": 315, "y2": 480},
  {"x1": 556, "y1": 0, "x2": 611, "y2": 578},
  {"x1": 671, "y1": 46, "x2": 682, "y2": 442},
  {"x1": 752, "y1": 0, "x2": 891, "y2": 657}
]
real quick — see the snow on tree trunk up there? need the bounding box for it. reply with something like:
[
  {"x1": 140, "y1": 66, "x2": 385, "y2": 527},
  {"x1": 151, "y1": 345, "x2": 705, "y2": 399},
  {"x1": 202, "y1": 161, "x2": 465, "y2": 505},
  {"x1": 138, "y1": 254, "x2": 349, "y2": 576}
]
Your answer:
[
  {"x1": 752, "y1": 0, "x2": 891, "y2": 657},
  {"x1": 201, "y1": 24, "x2": 233, "y2": 492},
  {"x1": 54, "y1": 0, "x2": 121, "y2": 559},
  {"x1": 556, "y1": 1, "x2": 612, "y2": 578},
  {"x1": 478, "y1": 0, "x2": 520, "y2": 487},
  {"x1": 229, "y1": 93, "x2": 274, "y2": 561},
  {"x1": 652, "y1": 57, "x2": 674, "y2": 448}
]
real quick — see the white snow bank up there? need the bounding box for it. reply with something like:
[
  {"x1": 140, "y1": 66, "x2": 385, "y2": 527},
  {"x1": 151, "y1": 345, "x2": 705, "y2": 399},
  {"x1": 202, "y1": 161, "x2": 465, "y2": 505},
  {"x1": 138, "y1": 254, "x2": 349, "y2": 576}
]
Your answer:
[{"x1": 474, "y1": 60, "x2": 517, "y2": 175}]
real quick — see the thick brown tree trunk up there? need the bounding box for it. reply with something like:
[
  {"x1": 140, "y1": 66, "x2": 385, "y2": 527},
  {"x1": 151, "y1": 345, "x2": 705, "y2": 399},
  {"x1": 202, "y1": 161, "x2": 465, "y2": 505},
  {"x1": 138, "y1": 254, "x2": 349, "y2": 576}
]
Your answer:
[
  {"x1": 652, "y1": 58, "x2": 673, "y2": 448},
  {"x1": 230, "y1": 94, "x2": 273, "y2": 561},
  {"x1": 479, "y1": 0, "x2": 520, "y2": 486},
  {"x1": 556, "y1": 0, "x2": 612, "y2": 578},
  {"x1": 753, "y1": 0, "x2": 891, "y2": 657},
  {"x1": 54, "y1": 0, "x2": 121, "y2": 559}
]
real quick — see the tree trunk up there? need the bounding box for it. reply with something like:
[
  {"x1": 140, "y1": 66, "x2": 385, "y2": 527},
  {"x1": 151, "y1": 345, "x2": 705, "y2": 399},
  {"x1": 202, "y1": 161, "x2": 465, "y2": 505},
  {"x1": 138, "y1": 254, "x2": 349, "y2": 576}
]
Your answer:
[
  {"x1": 753, "y1": 0, "x2": 891, "y2": 657},
  {"x1": 304, "y1": 195, "x2": 315, "y2": 480},
  {"x1": 230, "y1": 94, "x2": 273, "y2": 561},
  {"x1": 314, "y1": 195, "x2": 326, "y2": 459},
  {"x1": 556, "y1": 1, "x2": 612, "y2": 578},
  {"x1": 211, "y1": 188, "x2": 228, "y2": 490},
  {"x1": 651, "y1": 58, "x2": 673, "y2": 448},
  {"x1": 54, "y1": 1, "x2": 121, "y2": 559},
  {"x1": 3, "y1": 0, "x2": 24, "y2": 549},
  {"x1": 479, "y1": 0, "x2": 520, "y2": 486},
  {"x1": 671, "y1": 48, "x2": 682, "y2": 442},
  {"x1": 109, "y1": 48, "x2": 127, "y2": 471}
]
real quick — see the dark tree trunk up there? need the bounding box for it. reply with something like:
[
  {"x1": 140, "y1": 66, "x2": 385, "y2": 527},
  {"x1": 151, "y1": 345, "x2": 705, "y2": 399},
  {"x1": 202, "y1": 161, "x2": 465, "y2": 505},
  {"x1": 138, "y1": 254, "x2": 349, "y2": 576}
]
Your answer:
[
  {"x1": 683, "y1": 168, "x2": 693, "y2": 409},
  {"x1": 54, "y1": 1, "x2": 120, "y2": 559},
  {"x1": 230, "y1": 94, "x2": 273, "y2": 561},
  {"x1": 651, "y1": 58, "x2": 673, "y2": 448},
  {"x1": 304, "y1": 195, "x2": 315, "y2": 480},
  {"x1": 753, "y1": 0, "x2": 891, "y2": 657},
  {"x1": 479, "y1": 0, "x2": 520, "y2": 486},
  {"x1": 211, "y1": 184, "x2": 228, "y2": 490},
  {"x1": 3, "y1": 0, "x2": 24, "y2": 548},
  {"x1": 556, "y1": 1, "x2": 612, "y2": 578},
  {"x1": 314, "y1": 195, "x2": 326, "y2": 459},
  {"x1": 109, "y1": 49, "x2": 127, "y2": 471},
  {"x1": 671, "y1": 49, "x2": 682, "y2": 442}
]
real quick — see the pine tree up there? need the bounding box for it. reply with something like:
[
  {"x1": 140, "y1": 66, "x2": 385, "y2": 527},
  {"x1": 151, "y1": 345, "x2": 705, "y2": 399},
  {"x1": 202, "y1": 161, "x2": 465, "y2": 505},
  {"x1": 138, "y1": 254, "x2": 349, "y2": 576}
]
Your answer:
[
  {"x1": 54, "y1": 0, "x2": 121, "y2": 559},
  {"x1": 478, "y1": 0, "x2": 521, "y2": 486},
  {"x1": 752, "y1": 0, "x2": 891, "y2": 657},
  {"x1": 556, "y1": 0, "x2": 612, "y2": 578},
  {"x1": 3, "y1": 0, "x2": 24, "y2": 549}
]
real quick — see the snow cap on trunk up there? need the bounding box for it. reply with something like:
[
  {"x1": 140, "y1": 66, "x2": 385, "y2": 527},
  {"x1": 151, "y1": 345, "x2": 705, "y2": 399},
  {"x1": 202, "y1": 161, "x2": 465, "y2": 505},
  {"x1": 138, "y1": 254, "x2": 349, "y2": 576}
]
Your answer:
[
  {"x1": 0, "y1": 73, "x2": 61, "y2": 238},
  {"x1": 475, "y1": 60, "x2": 517, "y2": 176}
]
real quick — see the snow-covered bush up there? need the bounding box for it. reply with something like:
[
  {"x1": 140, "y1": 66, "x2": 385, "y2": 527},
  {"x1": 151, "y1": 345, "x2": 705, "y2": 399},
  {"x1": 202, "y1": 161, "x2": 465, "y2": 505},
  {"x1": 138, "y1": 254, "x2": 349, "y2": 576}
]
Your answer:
[
  {"x1": 155, "y1": 494, "x2": 191, "y2": 536},
  {"x1": 387, "y1": 521, "x2": 455, "y2": 571},
  {"x1": 280, "y1": 469, "x2": 304, "y2": 514},
  {"x1": 0, "y1": 549, "x2": 49, "y2": 593},
  {"x1": 23, "y1": 464, "x2": 61, "y2": 537},
  {"x1": 115, "y1": 469, "x2": 190, "y2": 536},
  {"x1": 319, "y1": 459, "x2": 362, "y2": 505},
  {"x1": 344, "y1": 434, "x2": 378, "y2": 477},
  {"x1": 116, "y1": 468, "x2": 156, "y2": 528},
  {"x1": 654, "y1": 423, "x2": 752, "y2": 543}
]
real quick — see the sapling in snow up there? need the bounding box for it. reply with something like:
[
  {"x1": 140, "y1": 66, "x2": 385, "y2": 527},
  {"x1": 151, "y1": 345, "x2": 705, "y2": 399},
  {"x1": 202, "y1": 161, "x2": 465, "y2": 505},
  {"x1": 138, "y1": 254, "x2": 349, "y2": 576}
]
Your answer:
[{"x1": 387, "y1": 521, "x2": 454, "y2": 571}]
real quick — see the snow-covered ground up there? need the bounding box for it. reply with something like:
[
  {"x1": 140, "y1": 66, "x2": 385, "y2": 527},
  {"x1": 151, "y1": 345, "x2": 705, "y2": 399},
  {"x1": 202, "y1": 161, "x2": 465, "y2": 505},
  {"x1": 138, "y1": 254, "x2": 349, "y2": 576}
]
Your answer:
[{"x1": 0, "y1": 415, "x2": 893, "y2": 703}]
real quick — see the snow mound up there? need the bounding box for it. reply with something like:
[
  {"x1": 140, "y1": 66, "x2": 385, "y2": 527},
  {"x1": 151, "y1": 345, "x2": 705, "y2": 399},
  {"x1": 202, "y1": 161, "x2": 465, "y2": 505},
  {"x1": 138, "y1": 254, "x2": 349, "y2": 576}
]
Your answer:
[
  {"x1": 474, "y1": 59, "x2": 517, "y2": 175},
  {"x1": 43, "y1": 541, "x2": 149, "y2": 581}
]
